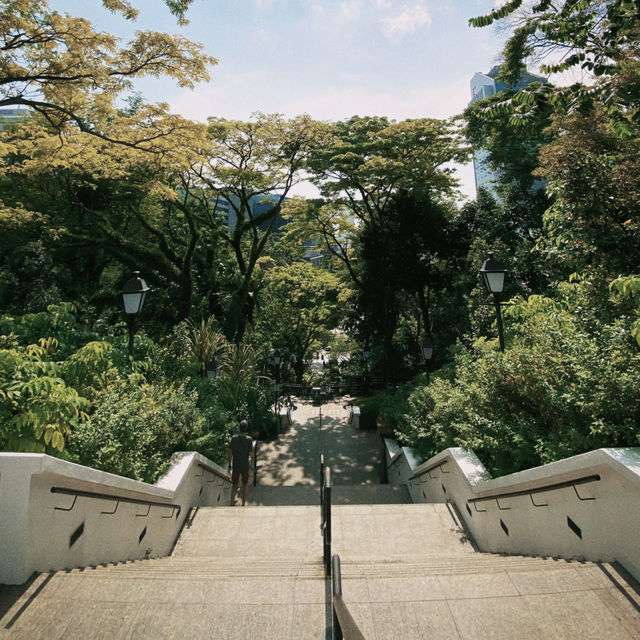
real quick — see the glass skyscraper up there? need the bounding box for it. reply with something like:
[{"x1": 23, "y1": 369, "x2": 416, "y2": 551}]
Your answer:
[{"x1": 469, "y1": 66, "x2": 547, "y2": 195}]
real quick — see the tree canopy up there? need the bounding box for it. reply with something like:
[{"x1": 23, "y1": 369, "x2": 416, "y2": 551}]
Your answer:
[
  {"x1": 470, "y1": 1, "x2": 640, "y2": 136},
  {"x1": 1, "y1": 0, "x2": 216, "y2": 146},
  {"x1": 1, "y1": 0, "x2": 639, "y2": 480}
]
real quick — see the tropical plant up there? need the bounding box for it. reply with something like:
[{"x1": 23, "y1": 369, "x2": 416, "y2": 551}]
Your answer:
[
  {"x1": 610, "y1": 275, "x2": 640, "y2": 347},
  {"x1": 397, "y1": 283, "x2": 640, "y2": 476},
  {"x1": 68, "y1": 381, "x2": 207, "y2": 483},
  {"x1": 470, "y1": 1, "x2": 640, "y2": 136},
  {"x1": 215, "y1": 342, "x2": 276, "y2": 436},
  {"x1": 0, "y1": 338, "x2": 90, "y2": 452},
  {"x1": 186, "y1": 317, "x2": 229, "y2": 376}
]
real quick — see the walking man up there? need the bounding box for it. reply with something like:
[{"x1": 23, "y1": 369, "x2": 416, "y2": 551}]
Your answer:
[{"x1": 227, "y1": 420, "x2": 254, "y2": 506}]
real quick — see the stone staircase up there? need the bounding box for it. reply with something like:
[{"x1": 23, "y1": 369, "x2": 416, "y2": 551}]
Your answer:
[
  {"x1": 2, "y1": 499, "x2": 640, "y2": 639},
  {"x1": 2, "y1": 396, "x2": 640, "y2": 638},
  {"x1": 0, "y1": 504, "x2": 326, "y2": 640}
]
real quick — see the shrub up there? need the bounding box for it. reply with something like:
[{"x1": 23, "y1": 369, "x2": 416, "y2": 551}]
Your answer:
[
  {"x1": 397, "y1": 289, "x2": 640, "y2": 476},
  {"x1": 0, "y1": 339, "x2": 89, "y2": 453},
  {"x1": 68, "y1": 381, "x2": 208, "y2": 483}
]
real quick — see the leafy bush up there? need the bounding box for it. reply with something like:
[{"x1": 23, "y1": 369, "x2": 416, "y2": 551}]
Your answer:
[
  {"x1": 68, "y1": 382, "x2": 208, "y2": 483},
  {"x1": 184, "y1": 376, "x2": 239, "y2": 465},
  {"x1": 0, "y1": 339, "x2": 89, "y2": 453},
  {"x1": 397, "y1": 287, "x2": 640, "y2": 476},
  {"x1": 0, "y1": 303, "x2": 93, "y2": 355},
  {"x1": 355, "y1": 379, "x2": 422, "y2": 433}
]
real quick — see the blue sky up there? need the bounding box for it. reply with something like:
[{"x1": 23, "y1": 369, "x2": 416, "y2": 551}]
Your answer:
[{"x1": 52, "y1": 0, "x2": 509, "y2": 198}]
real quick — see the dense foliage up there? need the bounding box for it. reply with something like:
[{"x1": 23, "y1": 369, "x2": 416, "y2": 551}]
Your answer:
[
  {"x1": 398, "y1": 283, "x2": 640, "y2": 476},
  {"x1": 68, "y1": 381, "x2": 207, "y2": 483},
  {"x1": 393, "y1": 0, "x2": 640, "y2": 475},
  {"x1": 0, "y1": 0, "x2": 638, "y2": 481}
]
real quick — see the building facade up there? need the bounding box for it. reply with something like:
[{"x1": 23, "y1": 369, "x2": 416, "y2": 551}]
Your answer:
[{"x1": 469, "y1": 66, "x2": 547, "y2": 195}]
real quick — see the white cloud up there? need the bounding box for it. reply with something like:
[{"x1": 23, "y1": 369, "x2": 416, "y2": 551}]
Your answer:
[
  {"x1": 378, "y1": 2, "x2": 431, "y2": 42},
  {"x1": 339, "y1": 0, "x2": 364, "y2": 20}
]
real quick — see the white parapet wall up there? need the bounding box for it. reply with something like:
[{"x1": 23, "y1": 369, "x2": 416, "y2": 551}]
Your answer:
[
  {"x1": 384, "y1": 441, "x2": 640, "y2": 581},
  {"x1": 0, "y1": 451, "x2": 231, "y2": 585}
]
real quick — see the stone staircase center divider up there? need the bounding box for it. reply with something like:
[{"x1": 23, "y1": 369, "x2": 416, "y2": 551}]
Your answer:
[
  {"x1": 385, "y1": 442, "x2": 640, "y2": 582},
  {"x1": 0, "y1": 451, "x2": 231, "y2": 585}
]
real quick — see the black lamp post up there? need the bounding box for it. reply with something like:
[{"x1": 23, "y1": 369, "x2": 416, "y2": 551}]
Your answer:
[
  {"x1": 205, "y1": 358, "x2": 221, "y2": 380},
  {"x1": 362, "y1": 345, "x2": 370, "y2": 393},
  {"x1": 479, "y1": 253, "x2": 507, "y2": 352},
  {"x1": 420, "y1": 335, "x2": 434, "y2": 381},
  {"x1": 272, "y1": 350, "x2": 281, "y2": 412},
  {"x1": 120, "y1": 270, "x2": 150, "y2": 356}
]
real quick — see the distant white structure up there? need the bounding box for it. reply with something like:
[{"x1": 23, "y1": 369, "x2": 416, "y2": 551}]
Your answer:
[
  {"x1": 0, "y1": 108, "x2": 29, "y2": 132},
  {"x1": 469, "y1": 66, "x2": 547, "y2": 196}
]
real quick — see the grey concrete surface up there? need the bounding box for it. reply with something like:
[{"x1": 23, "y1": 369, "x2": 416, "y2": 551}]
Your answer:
[{"x1": 332, "y1": 503, "x2": 640, "y2": 639}]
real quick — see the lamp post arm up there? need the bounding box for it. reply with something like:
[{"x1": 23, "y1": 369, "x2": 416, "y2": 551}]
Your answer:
[
  {"x1": 494, "y1": 292, "x2": 505, "y2": 352},
  {"x1": 127, "y1": 314, "x2": 137, "y2": 357}
]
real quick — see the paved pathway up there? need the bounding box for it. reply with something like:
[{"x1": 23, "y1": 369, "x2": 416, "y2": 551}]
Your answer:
[{"x1": 256, "y1": 397, "x2": 382, "y2": 487}]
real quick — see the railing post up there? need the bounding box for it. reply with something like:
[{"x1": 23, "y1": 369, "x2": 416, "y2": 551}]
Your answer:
[
  {"x1": 332, "y1": 554, "x2": 343, "y2": 640},
  {"x1": 320, "y1": 454, "x2": 325, "y2": 516},
  {"x1": 323, "y1": 466, "x2": 332, "y2": 576},
  {"x1": 253, "y1": 440, "x2": 259, "y2": 487}
]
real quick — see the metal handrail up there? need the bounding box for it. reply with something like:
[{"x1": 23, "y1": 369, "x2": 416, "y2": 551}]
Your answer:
[
  {"x1": 467, "y1": 474, "x2": 601, "y2": 512},
  {"x1": 332, "y1": 555, "x2": 366, "y2": 640},
  {"x1": 322, "y1": 465, "x2": 332, "y2": 576},
  {"x1": 408, "y1": 458, "x2": 449, "y2": 481},
  {"x1": 253, "y1": 440, "x2": 259, "y2": 487},
  {"x1": 50, "y1": 486, "x2": 181, "y2": 518}
]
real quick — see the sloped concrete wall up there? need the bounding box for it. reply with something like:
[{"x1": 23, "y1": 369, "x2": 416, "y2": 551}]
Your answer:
[
  {"x1": 0, "y1": 451, "x2": 230, "y2": 585},
  {"x1": 385, "y1": 441, "x2": 640, "y2": 581}
]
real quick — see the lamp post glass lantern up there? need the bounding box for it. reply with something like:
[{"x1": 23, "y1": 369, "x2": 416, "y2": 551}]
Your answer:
[
  {"x1": 420, "y1": 336, "x2": 433, "y2": 362},
  {"x1": 479, "y1": 253, "x2": 506, "y2": 294},
  {"x1": 121, "y1": 270, "x2": 150, "y2": 315},
  {"x1": 479, "y1": 253, "x2": 506, "y2": 351},
  {"x1": 206, "y1": 358, "x2": 221, "y2": 379},
  {"x1": 120, "y1": 270, "x2": 150, "y2": 356}
]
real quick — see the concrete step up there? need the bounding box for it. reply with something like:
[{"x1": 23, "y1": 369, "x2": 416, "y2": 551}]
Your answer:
[
  {"x1": 339, "y1": 559, "x2": 640, "y2": 640},
  {"x1": 62, "y1": 557, "x2": 326, "y2": 580},
  {"x1": 332, "y1": 502, "x2": 478, "y2": 559},
  {"x1": 338, "y1": 554, "x2": 591, "y2": 577},
  {"x1": 245, "y1": 483, "x2": 411, "y2": 506},
  {"x1": 83, "y1": 552, "x2": 588, "y2": 580}
]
